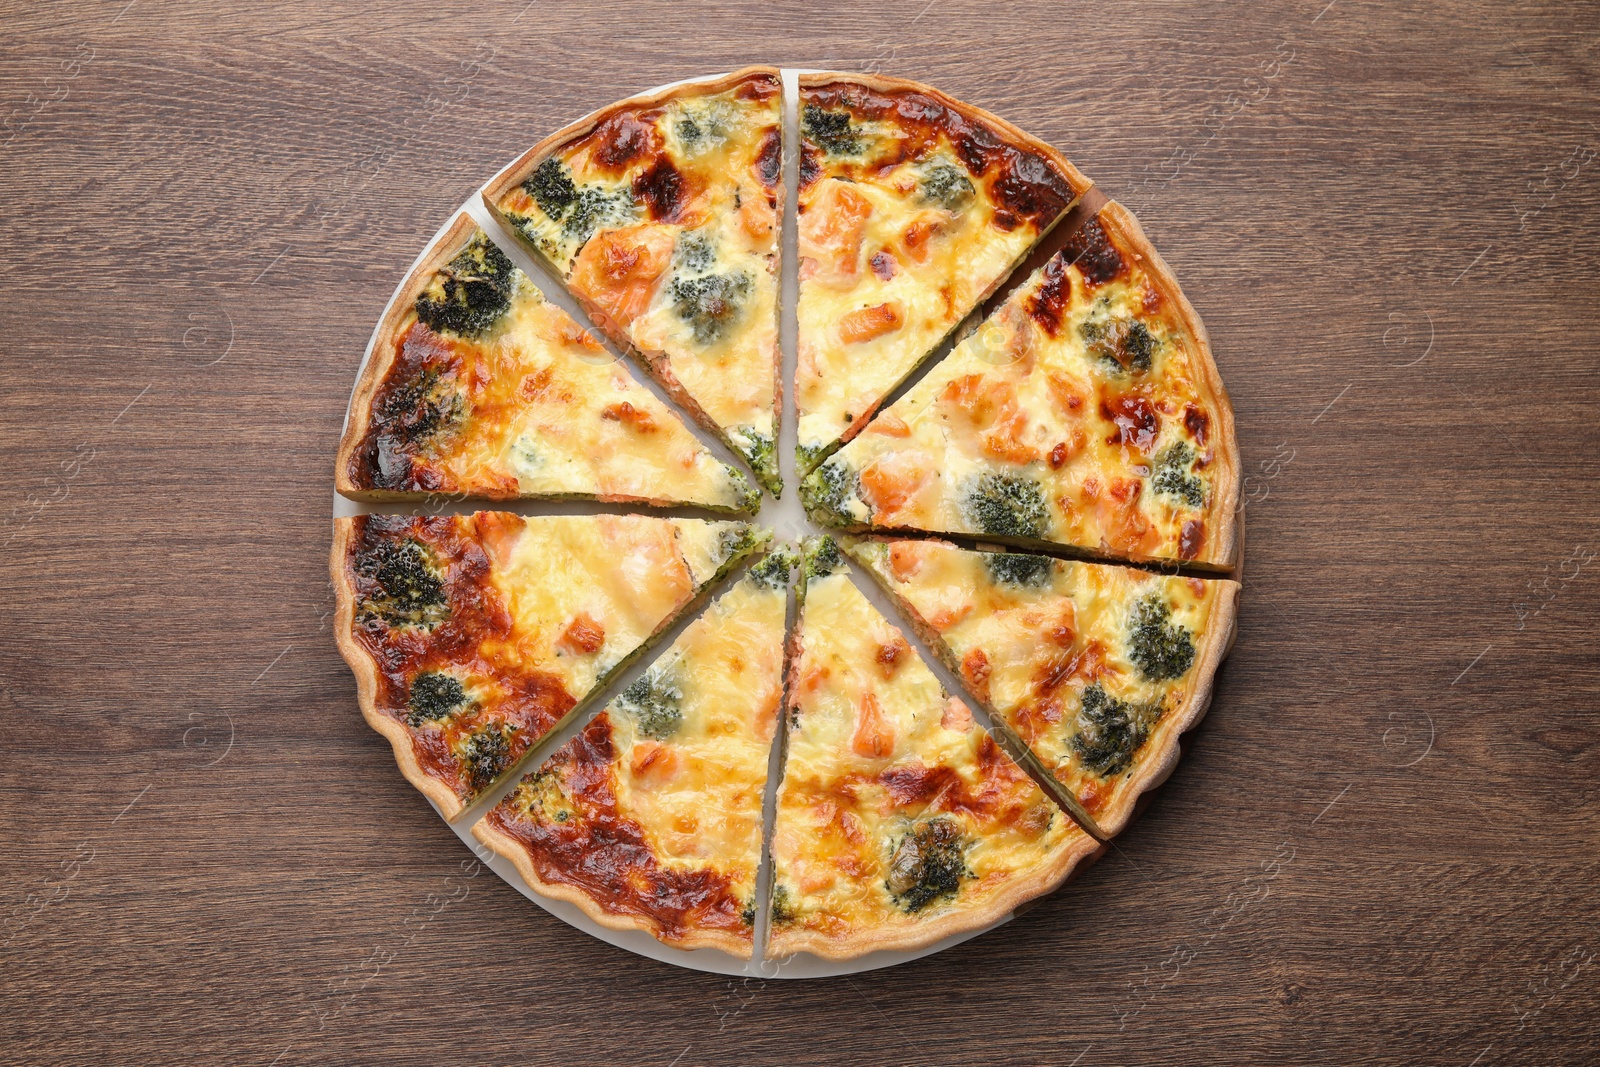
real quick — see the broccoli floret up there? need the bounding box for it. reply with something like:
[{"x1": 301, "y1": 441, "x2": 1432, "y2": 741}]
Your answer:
[
  {"x1": 749, "y1": 545, "x2": 797, "y2": 590},
  {"x1": 563, "y1": 186, "x2": 634, "y2": 244},
  {"x1": 1127, "y1": 595, "x2": 1196, "y2": 681},
  {"x1": 796, "y1": 442, "x2": 830, "y2": 474},
  {"x1": 1152, "y1": 441, "x2": 1206, "y2": 508},
  {"x1": 769, "y1": 884, "x2": 798, "y2": 926},
  {"x1": 676, "y1": 115, "x2": 702, "y2": 146},
  {"x1": 618, "y1": 669, "x2": 683, "y2": 740},
  {"x1": 984, "y1": 551, "x2": 1055, "y2": 587},
  {"x1": 673, "y1": 231, "x2": 715, "y2": 273},
  {"x1": 919, "y1": 162, "x2": 975, "y2": 211},
  {"x1": 524, "y1": 157, "x2": 577, "y2": 218},
  {"x1": 803, "y1": 536, "x2": 845, "y2": 580},
  {"x1": 406, "y1": 672, "x2": 469, "y2": 727},
  {"x1": 884, "y1": 819, "x2": 968, "y2": 913},
  {"x1": 667, "y1": 271, "x2": 751, "y2": 345},
  {"x1": 962, "y1": 472, "x2": 1049, "y2": 540},
  {"x1": 802, "y1": 103, "x2": 860, "y2": 155},
  {"x1": 802, "y1": 460, "x2": 858, "y2": 526},
  {"x1": 376, "y1": 365, "x2": 465, "y2": 452},
  {"x1": 522, "y1": 158, "x2": 634, "y2": 248},
  {"x1": 739, "y1": 429, "x2": 780, "y2": 494},
  {"x1": 1069, "y1": 683, "x2": 1162, "y2": 776},
  {"x1": 457, "y1": 725, "x2": 515, "y2": 793},
  {"x1": 356, "y1": 537, "x2": 448, "y2": 629},
  {"x1": 1079, "y1": 302, "x2": 1158, "y2": 374},
  {"x1": 414, "y1": 233, "x2": 516, "y2": 337},
  {"x1": 716, "y1": 523, "x2": 761, "y2": 567}
]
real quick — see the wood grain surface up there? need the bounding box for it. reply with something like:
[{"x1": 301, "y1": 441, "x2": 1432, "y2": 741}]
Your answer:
[{"x1": 3, "y1": 2, "x2": 1598, "y2": 1064}]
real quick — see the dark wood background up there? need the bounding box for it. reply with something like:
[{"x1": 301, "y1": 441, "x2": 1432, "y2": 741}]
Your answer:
[{"x1": 3, "y1": 1, "x2": 1597, "y2": 1063}]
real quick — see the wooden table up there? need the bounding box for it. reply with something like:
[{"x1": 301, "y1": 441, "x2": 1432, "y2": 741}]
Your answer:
[{"x1": 4, "y1": 2, "x2": 1597, "y2": 1063}]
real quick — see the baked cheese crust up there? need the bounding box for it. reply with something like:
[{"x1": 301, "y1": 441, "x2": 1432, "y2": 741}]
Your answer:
[
  {"x1": 330, "y1": 513, "x2": 768, "y2": 818},
  {"x1": 804, "y1": 202, "x2": 1239, "y2": 569},
  {"x1": 484, "y1": 68, "x2": 784, "y2": 494},
  {"x1": 794, "y1": 73, "x2": 1092, "y2": 472},
  {"x1": 337, "y1": 215, "x2": 757, "y2": 512},
  {"x1": 474, "y1": 548, "x2": 795, "y2": 956},
  {"x1": 847, "y1": 536, "x2": 1239, "y2": 837},
  {"x1": 768, "y1": 538, "x2": 1099, "y2": 960}
]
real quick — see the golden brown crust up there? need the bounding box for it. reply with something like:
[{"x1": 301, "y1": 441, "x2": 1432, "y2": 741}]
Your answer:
[
  {"x1": 328, "y1": 517, "x2": 471, "y2": 819},
  {"x1": 769, "y1": 821, "x2": 1103, "y2": 961},
  {"x1": 472, "y1": 814, "x2": 754, "y2": 958},
  {"x1": 334, "y1": 213, "x2": 480, "y2": 501},
  {"x1": 1091, "y1": 579, "x2": 1241, "y2": 837},
  {"x1": 480, "y1": 66, "x2": 783, "y2": 244},
  {"x1": 1098, "y1": 200, "x2": 1240, "y2": 571},
  {"x1": 795, "y1": 71, "x2": 1094, "y2": 210}
]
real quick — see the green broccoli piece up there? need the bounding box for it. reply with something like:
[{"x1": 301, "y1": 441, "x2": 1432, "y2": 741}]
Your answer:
[
  {"x1": 673, "y1": 231, "x2": 715, "y2": 273},
  {"x1": 1069, "y1": 683, "x2": 1163, "y2": 777},
  {"x1": 802, "y1": 460, "x2": 858, "y2": 527},
  {"x1": 1079, "y1": 303, "x2": 1158, "y2": 374},
  {"x1": 377, "y1": 365, "x2": 464, "y2": 449},
  {"x1": 667, "y1": 270, "x2": 752, "y2": 345},
  {"x1": 413, "y1": 233, "x2": 516, "y2": 338},
  {"x1": 962, "y1": 472, "x2": 1049, "y2": 540},
  {"x1": 457, "y1": 724, "x2": 515, "y2": 793},
  {"x1": 617, "y1": 669, "x2": 683, "y2": 740},
  {"x1": 1152, "y1": 441, "x2": 1206, "y2": 508},
  {"x1": 919, "y1": 162, "x2": 975, "y2": 211},
  {"x1": 801, "y1": 103, "x2": 860, "y2": 155},
  {"x1": 884, "y1": 819, "x2": 969, "y2": 913},
  {"x1": 406, "y1": 672, "x2": 469, "y2": 727},
  {"x1": 803, "y1": 536, "x2": 845, "y2": 580},
  {"x1": 520, "y1": 158, "x2": 634, "y2": 249},
  {"x1": 738, "y1": 430, "x2": 781, "y2": 497},
  {"x1": 524, "y1": 157, "x2": 578, "y2": 218},
  {"x1": 984, "y1": 551, "x2": 1055, "y2": 588},
  {"x1": 355, "y1": 537, "x2": 448, "y2": 629},
  {"x1": 1127, "y1": 595, "x2": 1196, "y2": 681},
  {"x1": 796, "y1": 442, "x2": 832, "y2": 475},
  {"x1": 769, "y1": 884, "x2": 798, "y2": 926},
  {"x1": 749, "y1": 545, "x2": 797, "y2": 591}
]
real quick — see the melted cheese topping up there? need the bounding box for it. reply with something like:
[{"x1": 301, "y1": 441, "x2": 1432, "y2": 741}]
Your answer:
[
  {"x1": 847, "y1": 537, "x2": 1234, "y2": 829},
  {"x1": 609, "y1": 563, "x2": 787, "y2": 893},
  {"x1": 492, "y1": 74, "x2": 782, "y2": 490},
  {"x1": 794, "y1": 89, "x2": 1080, "y2": 466},
  {"x1": 769, "y1": 549, "x2": 1087, "y2": 958},
  {"x1": 349, "y1": 238, "x2": 755, "y2": 511},
  {"x1": 480, "y1": 559, "x2": 792, "y2": 953},
  {"x1": 479, "y1": 514, "x2": 757, "y2": 698},
  {"x1": 811, "y1": 208, "x2": 1226, "y2": 565}
]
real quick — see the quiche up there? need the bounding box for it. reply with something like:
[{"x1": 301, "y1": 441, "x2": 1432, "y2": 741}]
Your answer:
[
  {"x1": 794, "y1": 73, "x2": 1093, "y2": 473},
  {"x1": 803, "y1": 201, "x2": 1239, "y2": 570},
  {"x1": 474, "y1": 547, "x2": 795, "y2": 956},
  {"x1": 331, "y1": 512, "x2": 768, "y2": 818},
  {"x1": 484, "y1": 68, "x2": 784, "y2": 495},
  {"x1": 337, "y1": 215, "x2": 757, "y2": 512},
  {"x1": 768, "y1": 538, "x2": 1100, "y2": 960},
  {"x1": 846, "y1": 536, "x2": 1239, "y2": 837}
]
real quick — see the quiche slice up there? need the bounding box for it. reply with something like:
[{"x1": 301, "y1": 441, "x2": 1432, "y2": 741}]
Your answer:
[
  {"x1": 846, "y1": 536, "x2": 1239, "y2": 838},
  {"x1": 484, "y1": 68, "x2": 784, "y2": 495},
  {"x1": 331, "y1": 513, "x2": 768, "y2": 819},
  {"x1": 474, "y1": 546, "x2": 795, "y2": 957},
  {"x1": 337, "y1": 216, "x2": 756, "y2": 512},
  {"x1": 803, "y1": 202, "x2": 1240, "y2": 570},
  {"x1": 768, "y1": 537, "x2": 1100, "y2": 961},
  {"x1": 794, "y1": 73, "x2": 1092, "y2": 473}
]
